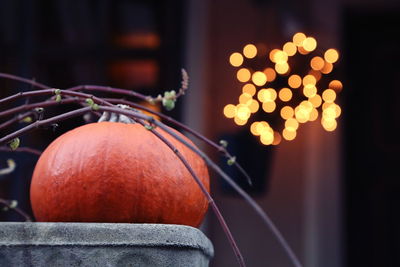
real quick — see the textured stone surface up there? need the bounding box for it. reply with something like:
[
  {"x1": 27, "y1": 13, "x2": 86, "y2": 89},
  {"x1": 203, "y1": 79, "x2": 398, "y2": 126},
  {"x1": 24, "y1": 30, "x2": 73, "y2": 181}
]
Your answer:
[{"x1": 0, "y1": 223, "x2": 213, "y2": 267}]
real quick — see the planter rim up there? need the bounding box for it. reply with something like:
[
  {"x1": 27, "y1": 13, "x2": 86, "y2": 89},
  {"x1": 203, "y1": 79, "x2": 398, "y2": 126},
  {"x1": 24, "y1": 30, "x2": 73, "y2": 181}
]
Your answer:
[{"x1": 0, "y1": 222, "x2": 214, "y2": 258}]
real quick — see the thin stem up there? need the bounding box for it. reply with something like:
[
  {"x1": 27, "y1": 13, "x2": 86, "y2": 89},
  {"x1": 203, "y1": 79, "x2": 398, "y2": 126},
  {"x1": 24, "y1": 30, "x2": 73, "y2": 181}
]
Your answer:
[
  {"x1": 0, "y1": 146, "x2": 42, "y2": 156},
  {"x1": 0, "y1": 89, "x2": 113, "y2": 107},
  {"x1": 67, "y1": 85, "x2": 151, "y2": 102},
  {"x1": 0, "y1": 198, "x2": 32, "y2": 222},
  {"x1": 0, "y1": 98, "x2": 80, "y2": 118},
  {"x1": 0, "y1": 112, "x2": 33, "y2": 131},
  {"x1": 0, "y1": 73, "x2": 49, "y2": 89},
  {"x1": 0, "y1": 107, "x2": 92, "y2": 145}
]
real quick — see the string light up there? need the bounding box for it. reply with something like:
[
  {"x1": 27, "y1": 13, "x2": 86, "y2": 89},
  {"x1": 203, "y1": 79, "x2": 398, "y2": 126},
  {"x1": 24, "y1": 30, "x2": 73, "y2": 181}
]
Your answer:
[
  {"x1": 252, "y1": 71, "x2": 267, "y2": 86},
  {"x1": 243, "y1": 44, "x2": 257, "y2": 59},
  {"x1": 237, "y1": 68, "x2": 251, "y2": 82},
  {"x1": 225, "y1": 32, "x2": 343, "y2": 145},
  {"x1": 229, "y1": 52, "x2": 244, "y2": 67}
]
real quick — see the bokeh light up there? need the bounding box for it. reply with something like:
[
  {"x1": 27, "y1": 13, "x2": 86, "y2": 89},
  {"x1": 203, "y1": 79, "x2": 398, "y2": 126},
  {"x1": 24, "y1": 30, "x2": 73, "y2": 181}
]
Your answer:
[
  {"x1": 288, "y1": 75, "x2": 302, "y2": 88},
  {"x1": 237, "y1": 68, "x2": 251, "y2": 82},
  {"x1": 302, "y1": 37, "x2": 317, "y2": 52},
  {"x1": 310, "y1": 56, "x2": 325, "y2": 71},
  {"x1": 226, "y1": 32, "x2": 343, "y2": 145},
  {"x1": 252, "y1": 71, "x2": 267, "y2": 86},
  {"x1": 324, "y1": 49, "x2": 339, "y2": 63},
  {"x1": 263, "y1": 67, "x2": 276, "y2": 82},
  {"x1": 242, "y1": 83, "x2": 256, "y2": 96},
  {"x1": 229, "y1": 52, "x2": 244, "y2": 67},
  {"x1": 280, "y1": 106, "x2": 294, "y2": 120},
  {"x1": 243, "y1": 44, "x2": 257, "y2": 59},
  {"x1": 278, "y1": 88, "x2": 293, "y2": 102},
  {"x1": 283, "y1": 42, "x2": 297, "y2": 56},
  {"x1": 293, "y1": 32, "x2": 306, "y2": 46}
]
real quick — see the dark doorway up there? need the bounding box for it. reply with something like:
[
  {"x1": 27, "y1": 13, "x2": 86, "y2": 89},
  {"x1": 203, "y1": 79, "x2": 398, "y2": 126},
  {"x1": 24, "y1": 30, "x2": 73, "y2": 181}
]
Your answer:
[{"x1": 344, "y1": 7, "x2": 400, "y2": 267}]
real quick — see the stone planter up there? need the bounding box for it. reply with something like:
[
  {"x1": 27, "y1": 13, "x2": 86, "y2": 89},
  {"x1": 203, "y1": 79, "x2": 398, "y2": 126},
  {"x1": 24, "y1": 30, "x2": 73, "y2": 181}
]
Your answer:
[{"x1": 0, "y1": 222, "x2": 214, "y2": 267}]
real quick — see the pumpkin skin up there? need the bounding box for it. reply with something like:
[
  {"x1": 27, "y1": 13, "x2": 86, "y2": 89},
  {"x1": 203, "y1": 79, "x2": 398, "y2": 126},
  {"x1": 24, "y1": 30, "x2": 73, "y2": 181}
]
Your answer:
[{"x1": 30, "y1": 122, "x2": 210, "y2": 227}]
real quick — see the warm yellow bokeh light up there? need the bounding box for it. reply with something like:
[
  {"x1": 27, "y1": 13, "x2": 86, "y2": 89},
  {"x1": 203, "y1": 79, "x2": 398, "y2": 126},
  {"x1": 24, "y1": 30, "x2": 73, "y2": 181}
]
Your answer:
[
  {"x1": 324, "y1": 49, "x2": 339, "y2": 63},
  {"x1": 239, "y1": 93, "x2": 252, "y2": 105},
  {"x1": 323, "y1": 107, "x2": 336, "y2": 120},
  {"x1": 250, "y1": 122, "x2": 260, "y2": 136},
  {"x1": 303, "y1": 84, "x2": 317, "y2": 97},
  {"x1": 303, "y1": 37, "x2": 317, "y2": 52},
  {"x1": 322, "y1": 89, "x2": 336, "y2": 103},
  {"x1": 273, "y1": 50, "x2": 288, "y2": 64},
  {"x1": 223, "y1": 104, "x2": 237, "y2": 118},
  {"x1": 283, "y1": 128, "x2": 297, "y2": 140},
  {"x1": 329, "y1": 80, "x2": 343, "y2": 92},
  {"x1": 303, "y1": 75, "x2": 317, "y2": 86},
  {"x1": 234, "y1": 116, "x2": 247, "y2": 126},
  {"x1": 229, "y1": 52, "x2": 244, "y2": 67},
  {"x1": 288, "y1": 74, "x2": 302, "y2": 88},
  {"x1": 263, "y1": 68, "x2": 276, "y2": 82},
  {"x1": 310, "y1": 56, "x2": 325, "y2": 71},
  {"x1": 262, "y1": 101, "x2": 276, "y2": 113},
  {"x1": 309, "y1": 94, "x2": 322, "y2": 107},
  {"x1": 280, "y1": 106, "x2": 294, "y2": 119},
  {"x1": 322, "y1": 103, "x2": 341, "y2": 118},
  {"x1": 321, "y1": 62, "x2": 333, "y2": 74},
  {"x1": 309, "y1": 108, "x2": 319, "y2": 121},
  {"x1": 237, "y1": 105, "x2": 251, "y2": 120},
  {"x1": 300, "y1": 100, "x2": 313, "y2": 112},
  {"x1": 248, "y1": 99, "x2": 260, "y2": 113},
  {"x1": 237, "y1": 68, "x2": 251, "y2": 82},
  {"x1": 266, "y1": 88, "x2": 277, "y2": 101},
  {"x1": 259, "y1": 123, "x2": 273, "y2": 136},
  {"x1": 283, "y1": 42, "x2": 297, "y2": 56},
  {"x1": 242, "y1": 83, "x2": 256, "y2": 96},
  {"x1": 278, "y1": 88, "x2": 293, "y2": 102},
  {"x1": 322, "y1": 102, "x2": 333, "y2": 110},
  {"x1": 321, "y1": 118, "x2": 337, "y2": 131},
  {"x1": 285, "y1": 118, "x2": 299, "y2": 131},
  {"x1": 252, "y1": 71, "x2": 267, "y2": 86},
  {"x1": 293, "y1": 32, "x2": 306, "y2": 46},
  {"x1": 257, "y1": 88, "x2": 275, "y2": 102},
  {"x1": 260, "y1": 132, "x2": 274, "y2": 145},
  {"x1": 275, "y1": 62, "x2": 289, "y2": 74},
  {"x1": 243, "y1": 44, "x2": 257, "y2": 59},
  {"x1": 295, "y1": 105, "x2": 311, "y2": 123},
  {"x1": 257, "y1": 88, "x2": 273, "y2": 102},
  {"x1": 269, "y1": 49, "x2": 280, "y2": 62}
]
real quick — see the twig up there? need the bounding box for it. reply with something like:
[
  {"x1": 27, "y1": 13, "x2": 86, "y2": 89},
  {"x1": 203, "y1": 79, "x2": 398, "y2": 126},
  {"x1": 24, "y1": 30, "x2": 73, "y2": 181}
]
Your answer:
[
  {"x1": 0, "y1": 112, "x2": 33, "y2": 131},
  {"x1": 0, "y1": 198, "x2": 32, "y2": 221},
  {"x1": 0, "y1": 73, "x2": 49, "y2": 89},
  {"x1": 0, "y1": 146, "x2": 42, "y2": 156}
]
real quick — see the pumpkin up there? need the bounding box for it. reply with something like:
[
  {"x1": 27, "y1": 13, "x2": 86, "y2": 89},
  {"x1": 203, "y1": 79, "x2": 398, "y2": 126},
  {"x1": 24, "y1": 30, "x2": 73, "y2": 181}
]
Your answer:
[{"x1": 30, "y1": 122, "x2": 210, "y2": 227}]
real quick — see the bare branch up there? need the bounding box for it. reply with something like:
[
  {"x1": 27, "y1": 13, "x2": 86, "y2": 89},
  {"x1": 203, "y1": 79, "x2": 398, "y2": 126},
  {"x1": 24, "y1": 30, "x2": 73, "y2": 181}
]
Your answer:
[{"x1": 0, "y1": 198, "x2": 32, "y2": 221}]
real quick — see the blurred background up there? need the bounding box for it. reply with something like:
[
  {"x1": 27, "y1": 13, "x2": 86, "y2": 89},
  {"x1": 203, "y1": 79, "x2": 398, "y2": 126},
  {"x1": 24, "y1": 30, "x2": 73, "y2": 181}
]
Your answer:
[{"x1": 0, "y1": 0, "x2": 399, "y2": 266}]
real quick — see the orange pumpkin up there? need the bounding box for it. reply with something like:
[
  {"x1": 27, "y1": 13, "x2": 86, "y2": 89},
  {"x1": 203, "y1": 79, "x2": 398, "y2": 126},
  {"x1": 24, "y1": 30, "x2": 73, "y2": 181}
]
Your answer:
[{"x1": 30, "y1": 122, "x2": 210, "y2": 227}]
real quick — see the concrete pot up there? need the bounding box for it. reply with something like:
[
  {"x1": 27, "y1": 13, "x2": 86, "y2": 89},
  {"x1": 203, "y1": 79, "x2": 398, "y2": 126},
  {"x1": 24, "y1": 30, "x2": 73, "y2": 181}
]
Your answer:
[{"x1": 0, "y1": 222, "x2": 213, "y2": 267}]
